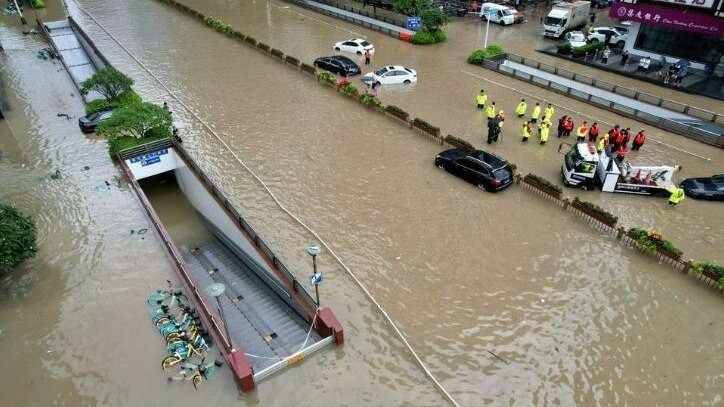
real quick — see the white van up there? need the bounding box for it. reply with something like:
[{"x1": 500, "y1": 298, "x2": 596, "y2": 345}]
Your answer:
[{"x1": 479, "y1": 3, "x2": 523, "y2": 26}]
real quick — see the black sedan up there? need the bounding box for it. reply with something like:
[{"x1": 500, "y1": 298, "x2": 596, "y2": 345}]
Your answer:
[
  {"x1": 681, "y1": 174, "x2": 724, "y2": 201},
  {"x1": 435, "y1": 148, "x2": 513, "y2": 192},
  {"x1": 313, "y1": 55, "x2": 361, "y2": 77},
  {"x1": 78, "y1": 109, "x2": 114, "y2": 133}
]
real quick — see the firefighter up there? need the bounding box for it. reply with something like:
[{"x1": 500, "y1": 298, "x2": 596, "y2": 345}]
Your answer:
[
  {"x1": 476, "y1": 89, "x2": 487, "y2": 109},
  {"x1": 515, "y1": 99, "x2": 527, "y2": 118}
]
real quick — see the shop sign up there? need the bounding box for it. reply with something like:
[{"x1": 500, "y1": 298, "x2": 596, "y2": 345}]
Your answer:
[
  {"x1": 610, "y1": 1, "x2": 723, "y2": 35},
  {"x1": 651, "y1": 0, "x2": 716, "y2": 9}
]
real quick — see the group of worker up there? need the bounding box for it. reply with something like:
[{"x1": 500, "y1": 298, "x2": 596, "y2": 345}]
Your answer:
[{"x1": 475, "y1": 90, "x2": 648, "y2": 159}]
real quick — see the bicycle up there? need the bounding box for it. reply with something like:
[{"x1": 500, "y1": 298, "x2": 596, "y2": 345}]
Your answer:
[
  {"x1": 161, "y1": 342, "x2": 206, "y2": 370},
  {"x1": 168, "y1": 358, "x2": 223, "y2": 389}
]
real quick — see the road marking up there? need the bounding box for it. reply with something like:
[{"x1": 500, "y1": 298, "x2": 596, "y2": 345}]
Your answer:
[{"x1": 461, "y1": 69, "x2": 712, "y2": 161}]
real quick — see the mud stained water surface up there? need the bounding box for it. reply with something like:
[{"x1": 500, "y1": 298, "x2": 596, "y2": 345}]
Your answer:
[{"x1": 2, "y1": 0, "x2": 724, "y2": 406}]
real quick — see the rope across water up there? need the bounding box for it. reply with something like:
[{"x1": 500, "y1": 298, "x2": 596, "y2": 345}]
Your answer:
[{"x1": 68, "y1": 2, "x2": 460, "y2": 405}]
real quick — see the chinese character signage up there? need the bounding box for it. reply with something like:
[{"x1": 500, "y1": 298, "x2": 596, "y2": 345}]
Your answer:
[
  {"x1": 610, "y1": 1, "x2": 723, "y2": 35},
  {"x1": 651, "y1": 0, "x2": 716, "y2": 9}
]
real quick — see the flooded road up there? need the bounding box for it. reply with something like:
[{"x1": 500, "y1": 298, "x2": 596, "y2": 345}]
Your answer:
[{"x1": 2, "y1": 0, "x2": 724, "y2": 406}]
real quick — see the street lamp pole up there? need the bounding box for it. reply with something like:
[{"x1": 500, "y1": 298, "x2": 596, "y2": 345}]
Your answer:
[{"x1": 484, "y1": 12, "x2": 491, "y2": 48}]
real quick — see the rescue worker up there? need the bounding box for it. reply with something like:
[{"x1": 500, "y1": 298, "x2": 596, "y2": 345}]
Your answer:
[
  {"x1": 588, "y1": 122, "x2": 599, "y2": 142},
  {"x1": 596, "y1": 133, "x2": 606, "y2": 153},
  {"x1": 487, "y1": 114, "x2": 499, "y2": 144},
  {"x1": 476, "y1": 89, "x2": 487, "y2": 109},
  {"x1": 667, "y1": 186, "x2": 685, "y2": 206},
  {"x1": 485, "y1": 102, "x2": 496, "y2": 123},
  {"x1": 615, "y1": 144, "x2": 628, "y2": 164},
  {"x1": 542, "y1": 104, "x2": 555, "y2": 123},
  {"x1": 632, "y1": 129, "x2": 646, "y2": 150},
  {"x1": 521, "y1": 121, "x2": 533, "y2": 142},
  {"x1": 576, "y1": 121, "x2": 589, "y2": 141},
  {"x1": 608, "y1": 125, "x2": 621, "y2": 151},
  {"x1": 539, "y1": 120, "x2": 550, "y2": 145},
  {"x1": 557, "y1": 115, "x2": 567, "y2": 138},
  {"x1": 563, "y1": 116, "x2": 574, "y2": 138},
  {"x1": 622, "y1": 127, "x2": 632, "y2": 147},
  {"x1": 530, "y1": 102, "x2": 541, "y2": 124},
  {"x1": 515, "y1": 99, "x2": 527, "y2": 118}
]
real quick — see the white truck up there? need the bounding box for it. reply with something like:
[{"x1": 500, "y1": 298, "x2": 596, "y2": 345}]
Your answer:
[
  {"x1": 543, "y1": 1, "x2": 591, "y2": 38},
  {"x1": 561, "y1": 142, "x2": 678, "y2": 196}
]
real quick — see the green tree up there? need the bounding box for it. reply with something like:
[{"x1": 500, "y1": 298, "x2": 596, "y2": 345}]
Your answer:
[
  {"x1": 0, "y1": 203, "x2": 37, "y2": 274},
  {"x1": 80, "y1": 67, "x2": 134, "y2": 101},
  {"x1": 97, "y1": 102, "x2": 172, "y2": 140},
  {"x1": 421, "y1": 8, "x2": 447, "y2": 31},
  {"x1": 393, "y1": 0, "x2": 431, "y2": 16}
]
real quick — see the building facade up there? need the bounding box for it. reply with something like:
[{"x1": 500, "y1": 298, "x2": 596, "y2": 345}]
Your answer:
[{"x1": 609, "y1": 0, "x2": 724, "y2": 71}]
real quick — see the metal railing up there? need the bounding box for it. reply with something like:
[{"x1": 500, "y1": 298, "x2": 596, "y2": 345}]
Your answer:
[
  {"x1": 485, "y1": 55, "x2": 724, "y2": 148},
  {"x1": 287, "y1": 0, "x2": 406, "y2": 38},
  {"x1": 116, "y1": 138, "x2": 173, "y2": 161}
]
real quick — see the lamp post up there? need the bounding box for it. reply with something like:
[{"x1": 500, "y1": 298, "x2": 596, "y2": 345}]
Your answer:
[
  {"x1": 205, "y1": 282, "x2": 233, "y2": 349},
  {"x1": 306, "y1": 243, "x2": 322, "y2": 306},
  {"x1": 483, "y1": 11, "x2": 491, "y2": 49}
]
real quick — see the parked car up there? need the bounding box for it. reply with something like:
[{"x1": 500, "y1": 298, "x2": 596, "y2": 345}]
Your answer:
[
  {"x1": 680, "y1": 174, "x2": 724, "y2": 200},
  {"x1": 333, "y1": 38, "x2": 374, "y2": 55},
  {"x1": 479, "y1": 3, "x2": 524, "y2": 25},
  {"x1": 434, "y1": 148, "x2": 514, "y2": 192},
  {"x1": 78, "y1": 109, "x2": 114, "y2": 133},
  {"x1": 564, "y1": 31, "x2": 588, "y2": 48},
  {"x1": 588, "y1": 26, "x2": 628, "y2": 48},
  {"x1": 361, "y1": 65, "x2": 417, "y2": 85},
  {"x1": 313, "y1": 55, "x2": 361, "y2": 76}
]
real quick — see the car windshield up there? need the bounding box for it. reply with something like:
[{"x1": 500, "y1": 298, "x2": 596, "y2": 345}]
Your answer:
[
  {"x1": 545, "y1": 16, "x2": 563, "y2": 26},
  {"x1": 375, "y1": 67, "x2": 389, "y2": 75},
  {"x1": 360, "y1": 41, "x2": 370, "y2": 46},
  {"x1": 502, "y1": 9, "x2": 512, "y2": 16},
  {"x1": 86, "y1": 112, "x2": 101, "y2": 120},
  {"x1": 569, "y1": 33, "x2": 585, "y2": 42},
  {"x1": 493, "y1": 168, "x2": 511, "y2": 180},
  {"x1": 566, "y1": 150, "x2": 595, "y2": 173}
]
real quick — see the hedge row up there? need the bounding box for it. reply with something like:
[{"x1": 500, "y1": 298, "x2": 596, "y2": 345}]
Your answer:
[
  {"x1": 572, "y1": 196, "x2": 618, "y2": 227},
  {"x1": 285, "y1": 55, "x2": 300, "y2": 67},
  {"x1": 523, "y1": 173, "x2": 562, "y2": 197},
  {"x1": 412, "y1": 118, "x2": 440, "y2": 137},
  {"x1": 627, "y1": 228, "x2": 683, "y2": 260},
  {"x1": 444, "y1": 135, "x2": 474, "y2": 151},
  {"x1": 271, "y1": 48, "x2": 284, "y2": 59},
  {"x1": 384, "y1": 105, "x2": 409, "y2": 122},
  {"x1": 692, "y1": 262, "x2": 724, "y2": 289}
]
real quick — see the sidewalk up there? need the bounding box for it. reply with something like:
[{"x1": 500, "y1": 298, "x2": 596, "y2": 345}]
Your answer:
[{"x1": 539, "y1": 45, "x2": 724, "y2": 102}]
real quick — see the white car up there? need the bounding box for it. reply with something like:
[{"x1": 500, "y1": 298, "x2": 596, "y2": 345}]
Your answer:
[
  {"x1": 588, "y1": 27, "x2": 628, "y2": 48},
  {"x1": 362, "y1": 65, "x2": 417, "y2": 85},
  {"x1": 333, "y1": 38, "x2": 374, "y2": 55},
  {"x1": 564, "y1": 31, "x2": 587, "y2": 48}
]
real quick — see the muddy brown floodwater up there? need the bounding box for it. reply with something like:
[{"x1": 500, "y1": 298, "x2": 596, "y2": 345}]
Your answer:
[{"x1": 2, "y1": 0, "x2": 724, "y2": 406}]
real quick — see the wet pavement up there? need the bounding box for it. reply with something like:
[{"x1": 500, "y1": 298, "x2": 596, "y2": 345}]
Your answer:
[{"x1": 2, "y1": 0, "x2": 724, "y2": 406}]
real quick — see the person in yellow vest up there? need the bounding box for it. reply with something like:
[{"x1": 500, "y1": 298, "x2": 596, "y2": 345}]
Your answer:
[
  {"x1": 542, "y1": 103, "x2": 555, "y2": 122},
  {"x1": 476, "y1": 89, "x2": 487, "y2": 109},
  {"x1": 576, "y1": 120, "x2": 589, "y2": 141},
  {"x1": 667, "y1": 186, "x2": 685, "y2": 206},
  {"x1": 515, "y1": 99, "x2": 527, "y2": 118},
  {"x1": 530, "y1": 102, "x2": 541, "y2": 123},
  {"x1": 521, "y1": 120, "x2": 533, "y2": 142},
  {"x1": 539, "y1": 120, "x2": 551, "y2": 145},
  {"x1": 485, "y1": 102, "x2": 496, "y2": 123},
  {"x1": 596, "y1": 134, "x2": 606, "y2": 153}
]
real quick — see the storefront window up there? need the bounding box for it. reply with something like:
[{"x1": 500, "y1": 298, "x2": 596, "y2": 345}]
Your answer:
[{"x1": 635, "y1": 25, "x2": 724, "y2": 65}]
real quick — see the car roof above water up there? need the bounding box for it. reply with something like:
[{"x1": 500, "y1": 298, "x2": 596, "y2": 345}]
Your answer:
[{"x1": 468, "y1": 149, "x2": 508, "y2": 169}]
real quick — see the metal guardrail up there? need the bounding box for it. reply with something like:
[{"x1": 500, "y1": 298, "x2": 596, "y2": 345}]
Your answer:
[
  {"x1": 287, "y1": 0, "x2": 406, "y2": 39},
  {"x1": 507, "y1": 53, "x2": 724, "y2": 126},
  {"x1": 486, "y1": 55, "x2": 724, "y2": 148},
  {"x1": 116, "y1": 138, "x2": 174, "y2": 161}
]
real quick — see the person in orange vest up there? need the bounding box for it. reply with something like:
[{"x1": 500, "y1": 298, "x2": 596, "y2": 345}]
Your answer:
[
  {"x1": 576, "y1": 121, "x2": 588, "y2": 141},
  {"x1": 588, "y1": 122, "x2": 599, "y2": 142},
  {"x1": 563, "y1": 116, "x2": 574, "y2": 137},
  {"x1": 615, "y1": 144, "x2": 628, "y2": 163},
  {"x1": 608, "y1": 125, "x2": 622, "y2": 151},
  {"x1": 632, "y1": 129, "x2": 646, "y2": 150},
  {"x1": 622, "y1": 127, "x2": 632, "y2": 147}
]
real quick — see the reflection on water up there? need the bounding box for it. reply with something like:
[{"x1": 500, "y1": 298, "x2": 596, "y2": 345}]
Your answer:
[{"x1": 2, "y1": 0, "x2": 723, "y2": 406}]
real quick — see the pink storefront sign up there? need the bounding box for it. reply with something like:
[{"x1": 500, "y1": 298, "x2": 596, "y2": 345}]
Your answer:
[{"x1": 610, "y1": 1, "x2": 724, "y2": 36}]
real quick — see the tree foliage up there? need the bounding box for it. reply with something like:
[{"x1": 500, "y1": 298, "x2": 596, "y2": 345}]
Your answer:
[
  {"x1": 80, "y1": 67, "x2": 134, "y2": 101},
  {"x1": 0, "y1": 203, "x2": 37, "y2": 274},
  {"x1": 393, "y1": 0, "x2": 431, "y2": 16},
  {"x1": 97, "y1": 102, "x2": 172, "y2": 140},
  {"x1": 420, "y1": 8, "x2": 447, "y2": 31}
]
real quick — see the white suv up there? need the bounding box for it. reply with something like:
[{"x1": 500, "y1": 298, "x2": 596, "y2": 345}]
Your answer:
[{"x1": 587, "y1": 27, "x2": 628, "y2": 48}]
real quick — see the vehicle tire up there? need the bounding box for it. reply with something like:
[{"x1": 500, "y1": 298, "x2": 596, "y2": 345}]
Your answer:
[
  {"x1": 403, "y1": 80, "x2": 411, "y2": 84},
  {"x1": 581, "y1": 184, "x2": 589, "y2": 191},
  {"x1": 477, "y1": 184, "x2": 486, "y2": 191},
  {"x1": 334, "y1": 47, "x2": 341, "y2": 51},
  {"x1": 436, "y1": 162, "x2": 445, "y2": 170},
  {"x1": 616, "y1": 40, "x2": 625, "y2": 48}
]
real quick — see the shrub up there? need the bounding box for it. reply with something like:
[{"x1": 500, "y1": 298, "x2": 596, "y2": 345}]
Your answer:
[
  {"x1": 444, "y1": 135, "x2": 474, "y2": 151},
  {"x1": 393, "y1": 0, "x2": 431, "y2": 16},
  {"x1": 467, "y1": 45, "x2": 504, "y2": 64},
  {"x1": 31, "y1": 0, "x2": 45, "y2": 9},
  {"x1": 300, "y1": 63, "x2": 316, "y2": 75},
  {"x1": 340, "y1": 83, "x2": 359, "y2": 97},
  {"x1": 285, "y1": 56, "x2": 300, "y2": 66},
  {"x1": 0, "y1": 203, "x2": 37, "y2": 274},
  {"x1": 316, "y1": 71, "x2": 335, "y2": 86},
  {"x1": 556, "y1": 43, "x2": 572, "y2": 55},
  {"x1": 412, "y1": 117, "x2": 440, "y2": 137},
  {"x1": 270, "y1": 48, "x2": 284, "y2": 59},
  {"x1": 257, "y1": 42, "x2": 271, "y2": 53},
  {"x1": 384, "y1": 105, "x2": 409, "y2": 122},
  {"x1": 572, "y1": 197, "x2": 618, "y2": 226},
  {"x1": 523, "y1": 173, "x2": 562, "y2": 196},
  {"x1": 85, "y1": 90, "x2": 142, "y2": 114},
  {"x1": 80, "y1": 67, "x2": 134, "y2": 101},
  {"x1": 97, "y1": 102, "x2": 172, "y2": 140},
  {"x1": 411, "y1": 29, "x2": 447, "y2": 45},
  {"x1": 358, "y1": 93, "x2": 382, "y2": 108},
  {"x1": 691, "y1": 262, "x2": 724, "y2": 286},
  {"x1": 421, "y1": 8, "x2": 447, "y2": 31},
  {"x1": 626, "y1": 228, "x2": 682, "y2": 259}
]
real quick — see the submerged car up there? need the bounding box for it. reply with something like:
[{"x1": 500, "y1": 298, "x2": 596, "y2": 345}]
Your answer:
[
  {"x1": 78, "y1": 109, "x2": 114, "y2": 133},
  {"x1": 333, "y1": 38, "x2": 374, "y2": 55},
  {"x1": 680, "y1": 174, "x2": 724, "y2": 201},
  {"x1": 361, "y1": 65, "x2": 417, "y2": 85},
  {"x1": 313, "y1": 55, "x2": 361, "y2": 76},
  {"x1": 434, "y1": 148, "x2": 514, "y2": 192}
]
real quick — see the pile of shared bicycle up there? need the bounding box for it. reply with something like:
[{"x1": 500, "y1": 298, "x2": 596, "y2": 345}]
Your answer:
[{"x1": 147, "y1": 286, "x2": 222, "y2": 389}]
